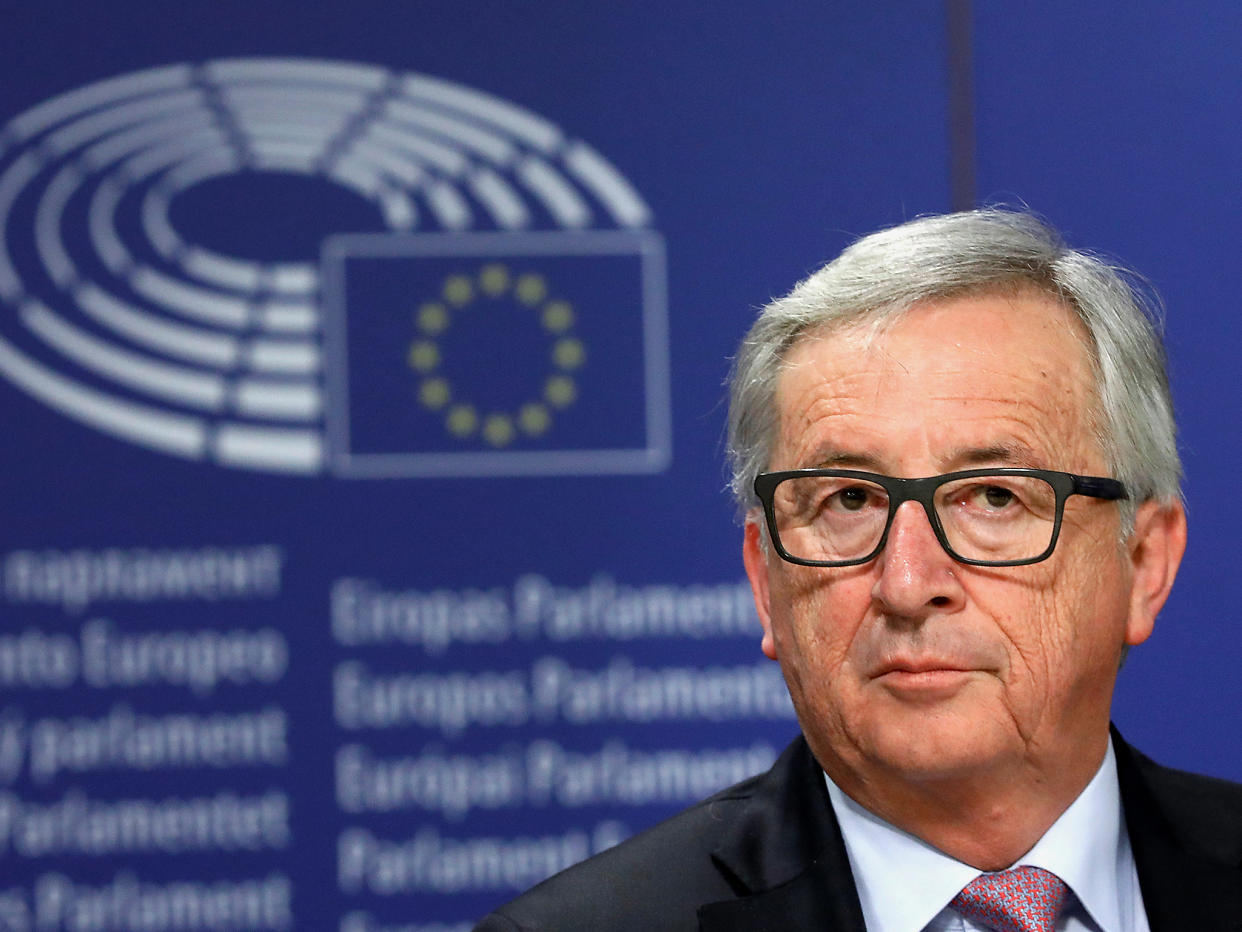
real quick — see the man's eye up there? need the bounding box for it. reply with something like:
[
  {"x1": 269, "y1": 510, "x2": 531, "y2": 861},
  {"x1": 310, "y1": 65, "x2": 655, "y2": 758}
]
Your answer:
[
  {"x1": 831, "y1": 486, "x2": 872, "y2": 511},
  {"x1": 979, "y1": 485, "x2": 1016, "y2": 509}
]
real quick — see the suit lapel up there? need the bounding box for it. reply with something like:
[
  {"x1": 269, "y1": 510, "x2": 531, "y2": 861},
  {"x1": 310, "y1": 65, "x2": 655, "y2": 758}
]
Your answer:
[
  {"x1": 1115, "y1": 729, "x2": 1242, "y2": 931},
  {"x1": 697, "y1": 850, "x2": 866, "y2": 931},
  {"x1": 698, "y1": 738, "x2": 866, "y2": 931},
  {"x1": 698, "y1": 730, "x2": 1242, "y2": 931},
  {"x1": 1130, "y1": 829, "x2": 1242, "y2": 931}
]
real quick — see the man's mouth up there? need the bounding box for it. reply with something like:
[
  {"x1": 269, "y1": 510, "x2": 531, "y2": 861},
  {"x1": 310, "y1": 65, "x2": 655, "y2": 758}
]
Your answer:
[
  {"x1": 871, "y1": 657, "x2": 982, "y2": 700},
  {"x1": 875, "y1": 658, "x2": 973, "y2": 676}
]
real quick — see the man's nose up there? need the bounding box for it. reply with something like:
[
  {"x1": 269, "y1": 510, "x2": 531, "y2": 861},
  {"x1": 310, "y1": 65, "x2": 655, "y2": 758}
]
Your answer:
[{"x1": 871, "y1": 500, "x2": 967, "y2": 618}]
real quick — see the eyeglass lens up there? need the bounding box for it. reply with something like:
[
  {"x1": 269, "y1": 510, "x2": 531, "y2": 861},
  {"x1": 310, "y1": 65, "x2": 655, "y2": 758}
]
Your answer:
[{"x1": 771, "y1": 474, "x2": 1059, "y2": 564}]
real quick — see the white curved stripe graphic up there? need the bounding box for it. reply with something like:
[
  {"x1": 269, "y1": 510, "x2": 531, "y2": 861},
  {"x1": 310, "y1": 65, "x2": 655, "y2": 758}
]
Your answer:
[
  {"x1": 0, "y1": 57, "x2": 659, "y2": 474},
  {"x1": 564, "y1": 143, "x2": 651, "y2": 227},
  {"x1": 246, "y1": 340, "x2": 319, "y2": 374},
  {"x1": 80, "y1": 115, "x2": 221, "y2": 171},
  {"x1": 233, "y1": 379, "x2": 321, "y2": 420},
  {"x1": 164, "y1": 152, "x2": 242, "y2": 191},
  {"x1": 385, "y1": 100, "x2": 516, "y2": 164},
  {"x1": 401, "y1": 74, "x2": 563, "y2": 153},
  {"x1": 256, "y1": 301, "x2": 318, "y2": 334},
  {"x1": 142, "y1": 189, "x2": 179, "y2": 258},
  {"x1": 469, "y1": 168, "x2": 529, "y2": 228},
  {"x1": 377, "y1": 188, "x2": 416, "y2": 229},
  {"x1": 426, "y1": 181, "x2": 472, "y2": 229},
  {"x1": 233, "y1": 114, "x2": 347, "y2": 143},
  {"x1": 517, "y1": 155, "x2": 591, "y2": 228},
  {"x1": 329, "y1": 158, "x2": 383, "y2": 197},
  {"x1": 181, "y1": 248, "x2": 265, "y2": 293},
  {"x1": 86, "y1": 179, "x2": 132, "y2": 274},
  {"x1": 212, "y1": 424, "x2": 322, "y2": 472},
  {"x1": 253, "y1": 151, "x2": 319, "y2": 174},
  {"x1": 345, "y1": 140, "x2": 426, "y2": 186},
  {"x1": 361, "y1": 123, "x2": 467, "y2": 174},
  {"x1": 0, "y1": 334, "x2": 206, "y2": 456},
  {"x1": 130, "y1": 268, "x2": 251, "y2": 328},
  {"x1": 75, "y1": 284, "x2": 240, "y2": 368},
  {"x1": 0, "y1": 154, "x2": 42, "y2": 299},
  {"x1": 122, "y1": 131, "x2": 232, "y2": 180},
  {"x1": 250, "y1": 139, "x2": 324, "y2": 166},
  {"x1": 47, "y1": 91, "x2": 205, "y2": 157},
  {"x1": 34, "y1": 165, "x2": 81, "y2": 287},
  {"x1": 222, "y1": 87, "x2": 370, "y2": 113},
  {"x1": 11, "y1": 65, "x2": 193, "y2": 138},
  {"x1": 207, "y1": 58, "x2": 386, "y2": 91},
  {"x1": 22, "y1": 302, "x2": 226, "y2": 411},
  {"x1": 269, "y1": 265, "x2": 318, "y2": 293}
]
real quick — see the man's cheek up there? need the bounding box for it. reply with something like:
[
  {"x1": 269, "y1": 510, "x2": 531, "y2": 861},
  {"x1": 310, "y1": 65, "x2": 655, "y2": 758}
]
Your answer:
[{"x1": 789, "y1": 587, "x2": 847, "y2": 648}]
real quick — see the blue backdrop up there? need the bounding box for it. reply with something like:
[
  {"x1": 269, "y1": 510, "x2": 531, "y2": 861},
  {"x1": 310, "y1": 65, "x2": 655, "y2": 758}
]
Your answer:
[{"x1": 0, "y1": 4, "x2": 1237, "y2": 930}]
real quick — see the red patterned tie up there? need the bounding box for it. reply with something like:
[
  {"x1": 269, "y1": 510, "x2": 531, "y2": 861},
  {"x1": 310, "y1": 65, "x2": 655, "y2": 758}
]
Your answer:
[{"x1": 950, "y1": 866, "x2": 1069, "y2": 932}]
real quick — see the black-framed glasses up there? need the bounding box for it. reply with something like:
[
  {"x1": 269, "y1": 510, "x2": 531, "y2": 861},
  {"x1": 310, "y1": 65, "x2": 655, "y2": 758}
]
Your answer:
[{"x1": 753, "y1": 468, "x2": 1128, "y2": 567}]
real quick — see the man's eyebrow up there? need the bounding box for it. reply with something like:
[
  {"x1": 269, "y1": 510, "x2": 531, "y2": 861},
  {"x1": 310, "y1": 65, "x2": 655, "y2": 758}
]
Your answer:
[
  {"x1": 947, "y1": 443, "x2": 1047, "y2": 469},
  {"x1": 803, "y1": 443, "x2": 1048, "y2": 472},
  {"x1": 810, "y1": 450, "x2": 886, "y2": 471}
]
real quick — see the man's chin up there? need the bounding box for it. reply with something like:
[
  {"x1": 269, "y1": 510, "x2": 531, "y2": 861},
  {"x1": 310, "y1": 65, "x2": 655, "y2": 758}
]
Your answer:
[{"x1": 842, "y1": 701, "x2": 1019, "y2": 788}]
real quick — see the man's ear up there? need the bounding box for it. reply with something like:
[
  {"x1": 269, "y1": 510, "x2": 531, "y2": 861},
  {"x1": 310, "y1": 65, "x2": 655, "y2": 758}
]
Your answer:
[
  {"x1": 743, "y1": 518, "x2": 779, "y2": 660},
  {"x1": 1124, "y1": 500, "x2": 1187, "y2": 647}
]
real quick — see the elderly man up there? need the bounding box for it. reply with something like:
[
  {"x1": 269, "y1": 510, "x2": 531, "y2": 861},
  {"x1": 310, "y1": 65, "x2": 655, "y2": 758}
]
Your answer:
[{"x1": 475, "y1": 210, "x2": 1242, "y2": 931}]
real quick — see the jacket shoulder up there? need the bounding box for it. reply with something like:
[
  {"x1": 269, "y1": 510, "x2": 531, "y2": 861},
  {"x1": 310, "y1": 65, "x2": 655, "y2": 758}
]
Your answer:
[
  {"x1": 1126, "y1": 742, "x2": 1242, "y2": 865},
  {"x1": 472, "y1": 748, "x2": 795, "y2": 932}
]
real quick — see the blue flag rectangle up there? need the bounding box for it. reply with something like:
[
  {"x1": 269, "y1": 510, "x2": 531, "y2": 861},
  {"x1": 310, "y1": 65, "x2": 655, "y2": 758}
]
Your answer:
[{"x1": 322, "y1": 230, "x2": 669, "y2": 477}]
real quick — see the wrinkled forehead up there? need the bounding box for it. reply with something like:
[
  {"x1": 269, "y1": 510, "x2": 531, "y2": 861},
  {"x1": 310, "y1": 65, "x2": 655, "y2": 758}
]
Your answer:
[
  {"x1": 795, "y1": 280, "x2": 1094, "y2": 358},
  {"x1": 783, "y1": 283, "x2": 1100, "y2": 392},
  {"x1": 773, "y1": 290, "x2": 1106, "y2": 469}
]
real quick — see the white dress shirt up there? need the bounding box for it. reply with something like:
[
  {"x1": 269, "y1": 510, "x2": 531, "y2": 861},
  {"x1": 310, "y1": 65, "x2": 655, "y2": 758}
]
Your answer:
[{"x1": 824, "y1": 738, "x2": 1150, "y2": 932}]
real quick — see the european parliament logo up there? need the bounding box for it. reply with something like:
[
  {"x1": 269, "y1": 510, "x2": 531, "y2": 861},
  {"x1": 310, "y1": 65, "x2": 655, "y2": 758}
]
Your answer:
[
  {"x1": 0, "y1": 58, "x2": 669, "y2": 476},
  {"x1": 324, "y1": 231, "x2": 668, "y2": 476}
]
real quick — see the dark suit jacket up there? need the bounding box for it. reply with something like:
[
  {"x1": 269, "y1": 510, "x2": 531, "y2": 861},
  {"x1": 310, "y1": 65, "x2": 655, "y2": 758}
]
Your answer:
[{"x1": 474, "y1": 730, "x2": 1242, "y2": 930}]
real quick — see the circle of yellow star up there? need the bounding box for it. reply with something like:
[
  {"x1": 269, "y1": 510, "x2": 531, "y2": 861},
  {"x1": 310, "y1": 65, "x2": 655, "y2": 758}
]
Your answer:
[
  {"x1": 479, "y1": 264, "x2": 509, "y2": 297},
  {"x1": 446, "y1": 404, "x2": 478, "y2": 437},
  {"x1": 419, "y1": 378, "x2": 450, "y2": 410},
  {"x1": 545, "y1": 375, "x2": 577, "y2": 408},
  {"x1": 443, "y1": 275, "x2": 473, "y2": 306},
  {"x1": 411, "y1": 264, "x2": 587, "y2": 445},
  {"x1": 483, "y1": 414, "x2": 516, "y2": 447},
  {"x1": 417, "y1": 302, "x2": 449, "y2": 335},
  {"x1": 408, "y1": 341, "x2": 440, "y2": 372}
]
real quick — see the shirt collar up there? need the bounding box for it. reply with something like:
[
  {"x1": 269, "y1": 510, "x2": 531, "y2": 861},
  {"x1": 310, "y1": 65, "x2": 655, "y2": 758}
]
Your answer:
[{"x1": 825, "y1": 738, "x2": 1130, "y2": 932}]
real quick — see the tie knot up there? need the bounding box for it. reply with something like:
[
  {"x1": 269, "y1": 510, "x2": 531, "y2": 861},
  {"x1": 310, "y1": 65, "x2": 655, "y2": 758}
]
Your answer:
[{"x1": 950, "y1": 865, "x2": 1069, "y2": 932}]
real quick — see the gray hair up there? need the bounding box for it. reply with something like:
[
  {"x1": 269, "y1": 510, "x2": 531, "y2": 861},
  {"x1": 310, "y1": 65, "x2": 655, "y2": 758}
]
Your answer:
[{"x1": 726, "y1": 208, "x2": 1181, "y2": 532}]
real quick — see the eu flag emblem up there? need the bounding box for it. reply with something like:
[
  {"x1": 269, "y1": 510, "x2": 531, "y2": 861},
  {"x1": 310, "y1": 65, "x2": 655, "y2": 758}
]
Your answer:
[{"x1": 322, "y1": 231, "x2": 668, "y2": 477}]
